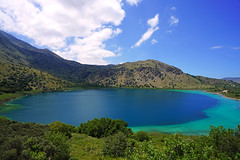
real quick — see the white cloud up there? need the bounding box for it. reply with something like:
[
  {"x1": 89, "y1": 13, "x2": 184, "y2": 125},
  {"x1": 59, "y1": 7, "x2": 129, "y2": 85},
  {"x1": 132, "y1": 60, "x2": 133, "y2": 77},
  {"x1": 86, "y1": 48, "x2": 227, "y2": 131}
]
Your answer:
[
  {"x1": 133, "y1": 14, "x2": 159, "y2": 48},
  {"x1": 151, "y1": 39, "x2": 158, "y2": 45},
  {"x1": 126, "y1": 0, "x2": 142, "y2": 6},
  {"x1": 210, "y1": 46, "x2": 223, "y2": 49},
  {"x1": 147, "y1": 14, "x2": 159, "y2": 28},
  {"x1": 170, "y1": 7, "x2": 176, "y2": 11},
  {"x1": 169, "y1": 16, "x2": 179, "y2": 26},
  {"x1": 56, "y1": 28, "x2": 122, "y2": 65},
  {"x1": 0, "y1": 0, "x2": 125, "y2": 65}
]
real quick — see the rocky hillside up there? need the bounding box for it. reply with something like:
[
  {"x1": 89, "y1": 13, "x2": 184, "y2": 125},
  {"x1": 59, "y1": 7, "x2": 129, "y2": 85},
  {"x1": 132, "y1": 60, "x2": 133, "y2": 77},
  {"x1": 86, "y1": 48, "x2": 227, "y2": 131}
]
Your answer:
[{"x1": 87, "y1": 60, "x2": 237, "y2": 89}]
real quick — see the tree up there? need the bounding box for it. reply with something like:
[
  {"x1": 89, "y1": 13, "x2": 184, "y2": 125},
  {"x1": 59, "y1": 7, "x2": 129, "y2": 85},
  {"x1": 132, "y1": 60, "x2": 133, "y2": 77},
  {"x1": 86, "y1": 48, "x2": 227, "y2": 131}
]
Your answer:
[{"x1": 102, "y1": 132, "x2": 128, "y2": 157}]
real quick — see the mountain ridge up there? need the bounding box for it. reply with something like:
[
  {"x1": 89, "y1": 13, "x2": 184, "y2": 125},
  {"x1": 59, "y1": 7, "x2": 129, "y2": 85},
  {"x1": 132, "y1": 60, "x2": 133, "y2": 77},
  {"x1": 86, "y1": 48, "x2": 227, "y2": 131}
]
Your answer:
[
  {"x1": 223, "y1": 77, "x2": 240, "y2": 84},
  {"x1": 0, "y1": 30, "x2": 239, "y2": 92}
]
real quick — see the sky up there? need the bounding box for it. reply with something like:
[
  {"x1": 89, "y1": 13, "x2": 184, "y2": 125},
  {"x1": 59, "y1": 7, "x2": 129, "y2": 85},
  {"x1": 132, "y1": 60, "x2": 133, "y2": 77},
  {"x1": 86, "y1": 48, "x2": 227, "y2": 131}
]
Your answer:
[{"x1": 0, "y1": 0, "x2": 239, "y2": 79}]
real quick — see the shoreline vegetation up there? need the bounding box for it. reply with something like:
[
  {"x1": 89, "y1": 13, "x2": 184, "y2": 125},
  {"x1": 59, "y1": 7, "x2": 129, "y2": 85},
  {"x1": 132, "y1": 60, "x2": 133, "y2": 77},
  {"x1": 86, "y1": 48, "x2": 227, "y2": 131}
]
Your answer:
[{"x1": 1, "y1": 116, "x2": 240, "y2": 159}]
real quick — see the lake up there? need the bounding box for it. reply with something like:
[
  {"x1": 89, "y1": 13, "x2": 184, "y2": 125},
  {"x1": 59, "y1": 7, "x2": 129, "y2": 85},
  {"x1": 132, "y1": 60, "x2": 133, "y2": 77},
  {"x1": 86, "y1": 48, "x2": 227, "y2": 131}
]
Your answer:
[{"x1": 1, "y1": 89, "x2": 240, "y2": 135}]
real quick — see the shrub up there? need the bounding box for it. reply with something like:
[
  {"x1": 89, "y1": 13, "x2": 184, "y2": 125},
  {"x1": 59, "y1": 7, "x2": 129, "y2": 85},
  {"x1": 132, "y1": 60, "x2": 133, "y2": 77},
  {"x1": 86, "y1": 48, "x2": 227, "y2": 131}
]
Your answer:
[
  {"x1": 126, "y1": 141, "x2": 161, "y2": 160},
  {"x1": 102, "y1": 132, "x2": 128, "y2": 157},
  {"x1": 49, "y1": 121, "x2": 76, "y2": 138},
  {"x1": 78, "y1": 118, "x2": 132, "y2": 138},
  {"x1": 209, "y1": 126, "x2": 240, "y2": 159},
  {"x1": 45, "y1": 132, "x2": 70, "y2": 160},
  {"x1": 134, "y1": 131, "x2": 150, "y2": 142}
]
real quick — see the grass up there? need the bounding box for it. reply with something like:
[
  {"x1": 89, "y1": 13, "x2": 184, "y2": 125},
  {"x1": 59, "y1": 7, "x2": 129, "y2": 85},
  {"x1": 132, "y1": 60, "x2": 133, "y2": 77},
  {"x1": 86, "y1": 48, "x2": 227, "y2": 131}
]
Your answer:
[
  {"x1": 69, "y1": 133, "x2": 125, "y2": 160},
  {"x1": 68, "y1": 132, "x2": 200, "y2": 160}
]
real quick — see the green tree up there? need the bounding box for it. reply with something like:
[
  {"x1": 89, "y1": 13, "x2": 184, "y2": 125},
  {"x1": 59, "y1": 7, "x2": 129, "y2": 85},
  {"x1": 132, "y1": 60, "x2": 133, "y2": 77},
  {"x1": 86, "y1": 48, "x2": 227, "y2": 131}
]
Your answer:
[
  {"x1": 78, "y1": 118, "x2": 132, "y2": 138},
  {"x1": 102, "y1": 132, "x2": 128, "y2": 157},
  {"x1": 45, "y1": 132, "x2": 70, "y2": 160},
  {"x1": 49, "y1": 121, "x2": 76, "y2": 138}
]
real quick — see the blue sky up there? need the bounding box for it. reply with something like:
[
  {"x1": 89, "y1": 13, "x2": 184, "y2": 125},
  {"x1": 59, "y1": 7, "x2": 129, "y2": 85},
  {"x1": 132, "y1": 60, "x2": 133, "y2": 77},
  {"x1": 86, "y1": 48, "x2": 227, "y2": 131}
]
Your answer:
[{"x1": 0, "y1": 0, "x2": 239, "y2": 78}]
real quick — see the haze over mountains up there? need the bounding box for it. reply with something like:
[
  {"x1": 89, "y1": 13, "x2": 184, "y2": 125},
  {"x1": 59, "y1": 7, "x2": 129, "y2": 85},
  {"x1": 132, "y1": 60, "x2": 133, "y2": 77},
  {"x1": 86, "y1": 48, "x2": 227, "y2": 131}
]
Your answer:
[
  {"x1": 223, "y1": 78, "x2": 240, "y2": 84},
  {"x1": 0, "y1": 30, "x2": 238, "y2": 91}
]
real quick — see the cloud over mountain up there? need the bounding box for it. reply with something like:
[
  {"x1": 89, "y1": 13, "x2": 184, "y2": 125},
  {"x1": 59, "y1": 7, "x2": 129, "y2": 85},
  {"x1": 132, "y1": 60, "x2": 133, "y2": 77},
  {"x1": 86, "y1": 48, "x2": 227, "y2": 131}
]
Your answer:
[{"x1": 0, "y1": 0, "x2": 125, "y2": 64}]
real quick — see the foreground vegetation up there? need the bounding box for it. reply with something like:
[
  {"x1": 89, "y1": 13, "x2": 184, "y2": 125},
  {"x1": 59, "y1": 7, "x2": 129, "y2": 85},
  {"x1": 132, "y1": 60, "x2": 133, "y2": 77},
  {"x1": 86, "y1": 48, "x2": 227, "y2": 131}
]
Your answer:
[{"x1": 1, "y1": 117, "x2": 240, "y2": 160}]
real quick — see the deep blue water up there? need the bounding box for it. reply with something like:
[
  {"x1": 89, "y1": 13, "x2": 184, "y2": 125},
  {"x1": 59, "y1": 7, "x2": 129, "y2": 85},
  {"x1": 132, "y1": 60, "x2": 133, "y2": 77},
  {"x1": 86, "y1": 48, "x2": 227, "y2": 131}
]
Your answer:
[{"x1": 2, "y1": 89, "x2": 218, "y2": 127}]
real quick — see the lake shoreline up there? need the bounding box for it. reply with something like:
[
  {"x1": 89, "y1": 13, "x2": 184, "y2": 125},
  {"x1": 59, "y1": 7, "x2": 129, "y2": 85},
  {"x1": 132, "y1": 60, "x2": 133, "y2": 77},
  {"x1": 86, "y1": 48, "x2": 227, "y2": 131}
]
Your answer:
[
  {"x1": 2, "y1": 88, "x2": 240, "y2": 136},
  {"x1": 204, "y1": 90, "x2": 240, "y2": 101},
  {"x1": 1, "y1": 87, "x2": 239, "y2": 109}
]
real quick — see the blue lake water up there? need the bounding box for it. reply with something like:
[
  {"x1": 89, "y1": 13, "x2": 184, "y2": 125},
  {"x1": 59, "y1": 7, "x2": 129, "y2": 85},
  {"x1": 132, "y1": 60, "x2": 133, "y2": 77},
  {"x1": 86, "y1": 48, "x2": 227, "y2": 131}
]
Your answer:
[{"x1": 1, "y1": 89, "x2": 240, "y2": 135}]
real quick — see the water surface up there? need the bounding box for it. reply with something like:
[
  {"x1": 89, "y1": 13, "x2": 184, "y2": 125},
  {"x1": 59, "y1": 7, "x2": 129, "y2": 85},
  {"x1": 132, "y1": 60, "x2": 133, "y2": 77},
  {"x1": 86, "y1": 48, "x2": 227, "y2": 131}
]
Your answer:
[{"x1": 1, "y1": 89, "x2": 240, "y2": 135}]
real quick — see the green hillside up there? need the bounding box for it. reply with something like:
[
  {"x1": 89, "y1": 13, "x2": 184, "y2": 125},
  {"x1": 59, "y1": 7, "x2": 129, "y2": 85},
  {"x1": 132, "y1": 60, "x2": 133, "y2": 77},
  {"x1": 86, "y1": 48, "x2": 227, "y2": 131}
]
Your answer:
[
  {"x1": 87, "y1": 59, "x2": 238, "y2": 90},
  {"x1": 0, "y1": 30, "x2": 108, "y2": 82},
  {"x1": 0, "y1": 30, "x2": 239, "y2": 99},
  {"x1": 0, "y1": 63, "x2": 73, "y2": 103}
]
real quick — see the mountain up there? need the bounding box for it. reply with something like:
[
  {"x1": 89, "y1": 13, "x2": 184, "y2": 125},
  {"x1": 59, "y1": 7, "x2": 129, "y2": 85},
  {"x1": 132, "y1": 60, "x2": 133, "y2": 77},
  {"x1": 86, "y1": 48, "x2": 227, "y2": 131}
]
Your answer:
[
  {"x1": 0, "y1": 30, "x2": 108, "y2": 82},
  {"x1": 223, "y1": 77, "x2": 240, "y2": 84},
  {"x1": 0, "y1": 63, "x2": 72, "y2": 93},
  {"x1": 87, "y1": 59, "x2": 237, "y2": 89},
  {"x1": 0, "y1": 30, "x2": 239, "y2": 91}
]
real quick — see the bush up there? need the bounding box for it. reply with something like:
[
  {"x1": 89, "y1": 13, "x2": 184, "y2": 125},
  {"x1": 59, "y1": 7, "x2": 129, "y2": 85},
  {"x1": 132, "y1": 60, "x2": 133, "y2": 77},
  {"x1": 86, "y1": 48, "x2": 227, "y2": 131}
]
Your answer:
[
  {"x1": 102, "y1": 132, "x2": 128, "y2": 157},
  {"x1": 126, "y1": 141, "x2": 160, "y2": 160},
  {"x1": 134, "y1": 131, "x2": 150, "y2": 142},
  {"x1": 49, "y1": 121, "x2": 76, "y2": 138},
  {"x1": 209, "y1": 126, "x2": 240, "y2": 159},
  {"x1": 0, "y1": 117, "x2": 70, "y2": 160},
  {"x1": 45, "y1": 132, "x2": 70, "y2": 160},
  {"x1": 78, "y1": 118, "x2": 132, "y2": 138}
]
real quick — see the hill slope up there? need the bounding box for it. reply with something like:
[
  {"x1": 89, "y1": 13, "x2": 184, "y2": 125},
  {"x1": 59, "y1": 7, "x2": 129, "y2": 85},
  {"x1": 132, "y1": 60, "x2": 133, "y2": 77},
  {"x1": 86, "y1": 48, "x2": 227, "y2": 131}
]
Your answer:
[
  {"x1": 0, "y1": 63, "x2": 71, "y2": 93},
  {"x1": 0, "y1": 30, "x2": 239, "y2": 92},
  {"x1": 0, "y1": 30, "x2": 108, "y2": 82},
  {"x1": 87, "y1": 59, "x2": 237, "y2": 89}
]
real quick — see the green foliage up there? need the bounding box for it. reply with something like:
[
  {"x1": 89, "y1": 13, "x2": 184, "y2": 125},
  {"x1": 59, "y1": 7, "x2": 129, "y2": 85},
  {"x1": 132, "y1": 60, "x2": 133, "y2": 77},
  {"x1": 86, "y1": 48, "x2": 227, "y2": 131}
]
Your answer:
[
  {"x1": 134, "y1": 131, "x2": 150, "y2": 142},
  {"x1": 3, "y1": 116, "x2": 240, "y2": 159},
  {"x1": 78, "y1": 118, "x2": 132, "y2": 138},
  {"x1": 126, "y1": 140, "x2": 161, "y2": 160},
  {"x1": 0, "y1": 63, "x2": 72, "y2": 94},
  {"x1": 102, "y1": 132, "x2": 128, "y2": 157},
  {"x1": 0, "y1": 117, "x2": 70, "y2": 160},
  {"x1": 45, "y1": 132, "x2": 70, "y2": 160},
  {"x1": 209, "y1": 126, "x2": 240, "y2": 159},
  {"x1": 69, "y1": 133, "x2": 104, "y2": 160},
  {"x1": 49, "y1": 121, "x2": 76, "y2": 138}
]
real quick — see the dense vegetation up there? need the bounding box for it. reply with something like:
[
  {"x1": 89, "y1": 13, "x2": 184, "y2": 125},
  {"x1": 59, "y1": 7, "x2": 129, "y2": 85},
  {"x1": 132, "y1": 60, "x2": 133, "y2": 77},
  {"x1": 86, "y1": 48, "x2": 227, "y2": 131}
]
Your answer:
[
  {"x1": 0, "y1": 63, "x2": 71, "y2": 93},
  {"x1": 0, "y1": 117, "x2": 70, "y2": 160},
  {"x1": 78, "y1": 118, "x2": 132, "y2": 138},
  {"x1": 1, "y1": 117, "x2": 240, "y2": 160}
]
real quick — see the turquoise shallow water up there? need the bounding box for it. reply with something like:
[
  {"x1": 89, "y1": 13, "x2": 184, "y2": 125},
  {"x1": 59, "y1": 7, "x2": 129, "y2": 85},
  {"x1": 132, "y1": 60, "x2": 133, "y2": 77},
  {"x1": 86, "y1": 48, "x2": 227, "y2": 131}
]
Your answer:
[
  {"x1": 1, "y1": 89, "x2": 240, "y2": 135},
  {"x1": 131, "y1": 90, "x2": 240, "y2": 135}
]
